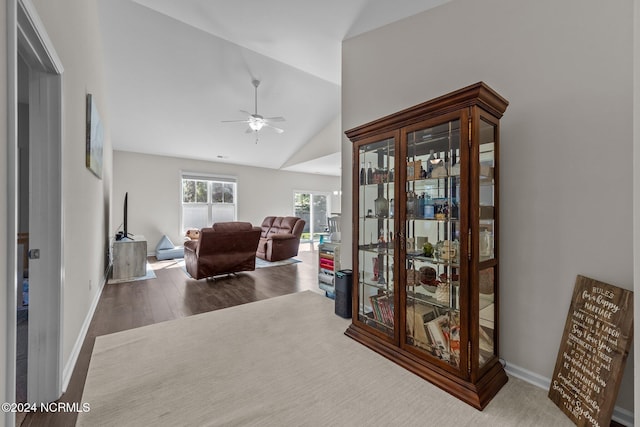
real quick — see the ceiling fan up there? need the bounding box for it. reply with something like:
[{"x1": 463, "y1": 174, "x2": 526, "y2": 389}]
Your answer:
[{"x1": 222, "y1": 79, "x2": 285, "y2": 143}]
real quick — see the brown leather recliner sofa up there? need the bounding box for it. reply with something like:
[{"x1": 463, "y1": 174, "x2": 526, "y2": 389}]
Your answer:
[
  {"x1": 184, "y1": 222, "x2": 261, "y2": 280},
  {"x1": 256, "y1": 216, "x2": 306, "y2": 262}
]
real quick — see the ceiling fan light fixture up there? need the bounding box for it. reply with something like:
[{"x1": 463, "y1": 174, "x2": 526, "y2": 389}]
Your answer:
[{"x1": 249, "y1": 119, "x2": 264, "y2": 131}]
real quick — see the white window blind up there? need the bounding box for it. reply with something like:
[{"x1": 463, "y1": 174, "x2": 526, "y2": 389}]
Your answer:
[{"x1": 181, "y1": 173, "x2": 237, "y2": 231}]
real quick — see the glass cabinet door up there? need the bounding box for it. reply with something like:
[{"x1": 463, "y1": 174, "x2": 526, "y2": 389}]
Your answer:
[
  {"x1": 356, "y1": 137, "x2": 396, "y2": 337},
  {"x1": 403, "y1": 119, "x2": 463, "y2": 369},
  {"x1": 477, "y1": 117, "x2": 498, "y2": 367}
]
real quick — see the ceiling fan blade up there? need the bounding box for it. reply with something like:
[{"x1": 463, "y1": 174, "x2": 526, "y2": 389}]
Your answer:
[
  {"x1": 221, "y1": 119, "x2": 250, "y2": 123},
  {"x1": 239, "y1": 110, "x2": 252, "y2": 116},
  {"x1": 263, "y1": 116, "x2": 286, "y2": 122},
  {"x1": 264, "y1": 123, "x2": 284, "y2": 133}
]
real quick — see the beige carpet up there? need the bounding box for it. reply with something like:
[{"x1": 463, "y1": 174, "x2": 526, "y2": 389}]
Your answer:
[{"x1": 78, "y1": 291, "x2": 572, "y2": 427}]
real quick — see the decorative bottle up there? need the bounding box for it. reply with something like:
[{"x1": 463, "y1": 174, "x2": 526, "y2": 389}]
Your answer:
[
  {"x1": 418, "y1": 193, "x2": 425, "y2": 218},
  {"x1": 366, "y1": 162, "x2": 373, "y2": 185},
  {"x1": 359, "y1": 161, "x2": 366, "y2": 185},
  {"x1": 406, "y1": 191, "x2": 416, "y2": 217}
]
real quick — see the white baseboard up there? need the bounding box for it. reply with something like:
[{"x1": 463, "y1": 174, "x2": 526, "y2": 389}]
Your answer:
[
  {"x1": 61, "y1": 264, "x2": 111, "y2": 392},
  {"x1": 505, "y1": 361, "x2": 634, "y2": 426}
]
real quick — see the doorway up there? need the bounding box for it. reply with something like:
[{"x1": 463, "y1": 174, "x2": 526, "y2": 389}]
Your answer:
[
  {"x1": 7, "y1": 0, "x2": 65, "y2": 419},
  {"x1": 293, "y1": 191, "x2": 330, "y2": 243}
]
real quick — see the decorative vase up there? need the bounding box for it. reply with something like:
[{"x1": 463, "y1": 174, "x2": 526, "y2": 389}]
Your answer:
[
  {"x1": 422, "y1": 239, "x2": 434, "y2": 257},
  {"x1": 374, "y1": 195, "x2": 389, "y2": 218}
]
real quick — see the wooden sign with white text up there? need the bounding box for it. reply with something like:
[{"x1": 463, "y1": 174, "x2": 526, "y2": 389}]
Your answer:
[{"x1": 548, "y1": 275, "x2": 633, "y2": 427}]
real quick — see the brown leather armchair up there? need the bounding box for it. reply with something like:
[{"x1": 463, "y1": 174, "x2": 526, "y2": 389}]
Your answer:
[
  {"x1": 184, "y1": 222, "x2": 261, "y2": 280},
  {"x1": 256, "y1": 216, "x2": 306, "y2": 262}
]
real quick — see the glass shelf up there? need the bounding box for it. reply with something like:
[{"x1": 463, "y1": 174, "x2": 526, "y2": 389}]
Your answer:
[
  {"x1": 359, "y1": 181, "x2": 395, "y2": 188},
  {"x1": 359, "y1": 245, "x2": 394, "y2": 255},
  {"x1": 406, "y1": 216, "x2": 460, "y2": 222},
  {"x1": 361, "y1": 278, "x2": 394, "y2": 291},
  {"x1": 407, "y1": 286, "x2": 460, "y2": 311},
  {"x1": 407, "y1": 253, "x2": 460, "y2": 267}
]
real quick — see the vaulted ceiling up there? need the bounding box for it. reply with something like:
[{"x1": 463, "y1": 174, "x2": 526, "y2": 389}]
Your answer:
[{"x1": 96, "y1": 0, "x2": 450, "y2": 176}]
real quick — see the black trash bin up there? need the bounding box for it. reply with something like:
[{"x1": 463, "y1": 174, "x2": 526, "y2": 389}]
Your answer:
[{"x1": 335, "y1": 269, "x2": 353, "y2": 318}]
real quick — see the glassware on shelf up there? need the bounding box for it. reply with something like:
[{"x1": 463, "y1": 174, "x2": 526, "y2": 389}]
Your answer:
[
  {"x1": 406, "y1": 237, "x2": 415, "y2": 252},
  {"x1": 366, "y1": 162, "x2": 373, "y2": 184},
  {"x1": 374, "y1": 195, "x2": 389, "y2": 218},
  {"x1": 424, "y1": 195, "x2": 435, "y2": 218},
  {"x1": 360, "y1": 161, "x2": 366, "y2": 185},
  {"x1": 480, "y1": 229, "x2": 493, "y2": 257},
  {"x1": 406, "y1": 191, "x2": 417, "y2": 217},
  {"x1": 436, "y1": 240, "x2": 458, "y2": 261},
  {"x1": 435, "y1": 282, "x2": 450, "y2": 304}
]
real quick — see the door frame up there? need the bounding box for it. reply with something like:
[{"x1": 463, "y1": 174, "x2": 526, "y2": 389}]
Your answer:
[{"x1": 6, "y1": 0, "x2": 64, "y2": 421}]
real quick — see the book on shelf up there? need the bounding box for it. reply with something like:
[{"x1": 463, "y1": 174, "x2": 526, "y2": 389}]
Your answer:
[
  {"x1": 406, "y1": 303, "x2": 435, "y2": 347},
  {"x1": 369, "y1": 294, "x2": 394, "y2": 327},
  {"x1": 426, "y1": 315, "x2": 451, "y2": 361},
  {"x1": 369, "y1": 295, "x2": 382, "y2": 323}
]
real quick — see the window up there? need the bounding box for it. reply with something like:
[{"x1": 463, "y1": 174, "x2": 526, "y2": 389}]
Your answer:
[{"x1": 181, "y1": 174, "x2": 237, "y2": 231}]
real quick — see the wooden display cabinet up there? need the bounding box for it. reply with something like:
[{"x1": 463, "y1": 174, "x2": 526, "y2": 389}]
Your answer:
[{"x1": 345, "y1": 82, "x2": 508, "y2": 409}]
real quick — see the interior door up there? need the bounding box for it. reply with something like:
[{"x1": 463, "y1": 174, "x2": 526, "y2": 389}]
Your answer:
[{"x1": 26, "y1": 64, "x2": 63, "y2": 404}]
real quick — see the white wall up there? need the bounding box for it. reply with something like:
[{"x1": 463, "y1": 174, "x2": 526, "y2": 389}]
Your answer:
[
  {"x1": 633, "y1": 0, "x2": 639, "y2": 419},
  {"x1": 282, "y1": 115, "x2": 341, "y2": 170},
  {"x1": 112, "y1": 151, "x2": 341, "y2": 250},
  {"x1": 30, "y1": 0, "x2": 113, "y2": 379},
  {"x1": 342, "y1": 0, "x2": 634, "y2": 416}
]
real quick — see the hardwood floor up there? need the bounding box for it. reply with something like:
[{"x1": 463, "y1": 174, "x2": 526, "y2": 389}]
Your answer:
[{"x1": 20, "y1": 244, "x2": 323, "y2": 427}]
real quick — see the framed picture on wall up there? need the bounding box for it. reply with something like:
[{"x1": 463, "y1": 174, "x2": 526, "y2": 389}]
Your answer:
[{"x1": 86, "y1": 93, "x2": 104, "y2": 179}]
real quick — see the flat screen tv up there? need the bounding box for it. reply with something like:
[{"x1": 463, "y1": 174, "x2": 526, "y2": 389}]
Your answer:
[
  {"x1": 123, "y1": 192, "x2": 128, "y2": 238},
  {"x1": 116, "y1": 192, "x2": 132, "y2": 241}
]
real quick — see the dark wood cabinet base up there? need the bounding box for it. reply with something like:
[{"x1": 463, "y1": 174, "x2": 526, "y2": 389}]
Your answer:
[{"x1": 345, "y1": 323, "x2": 508, "y2": 410}]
